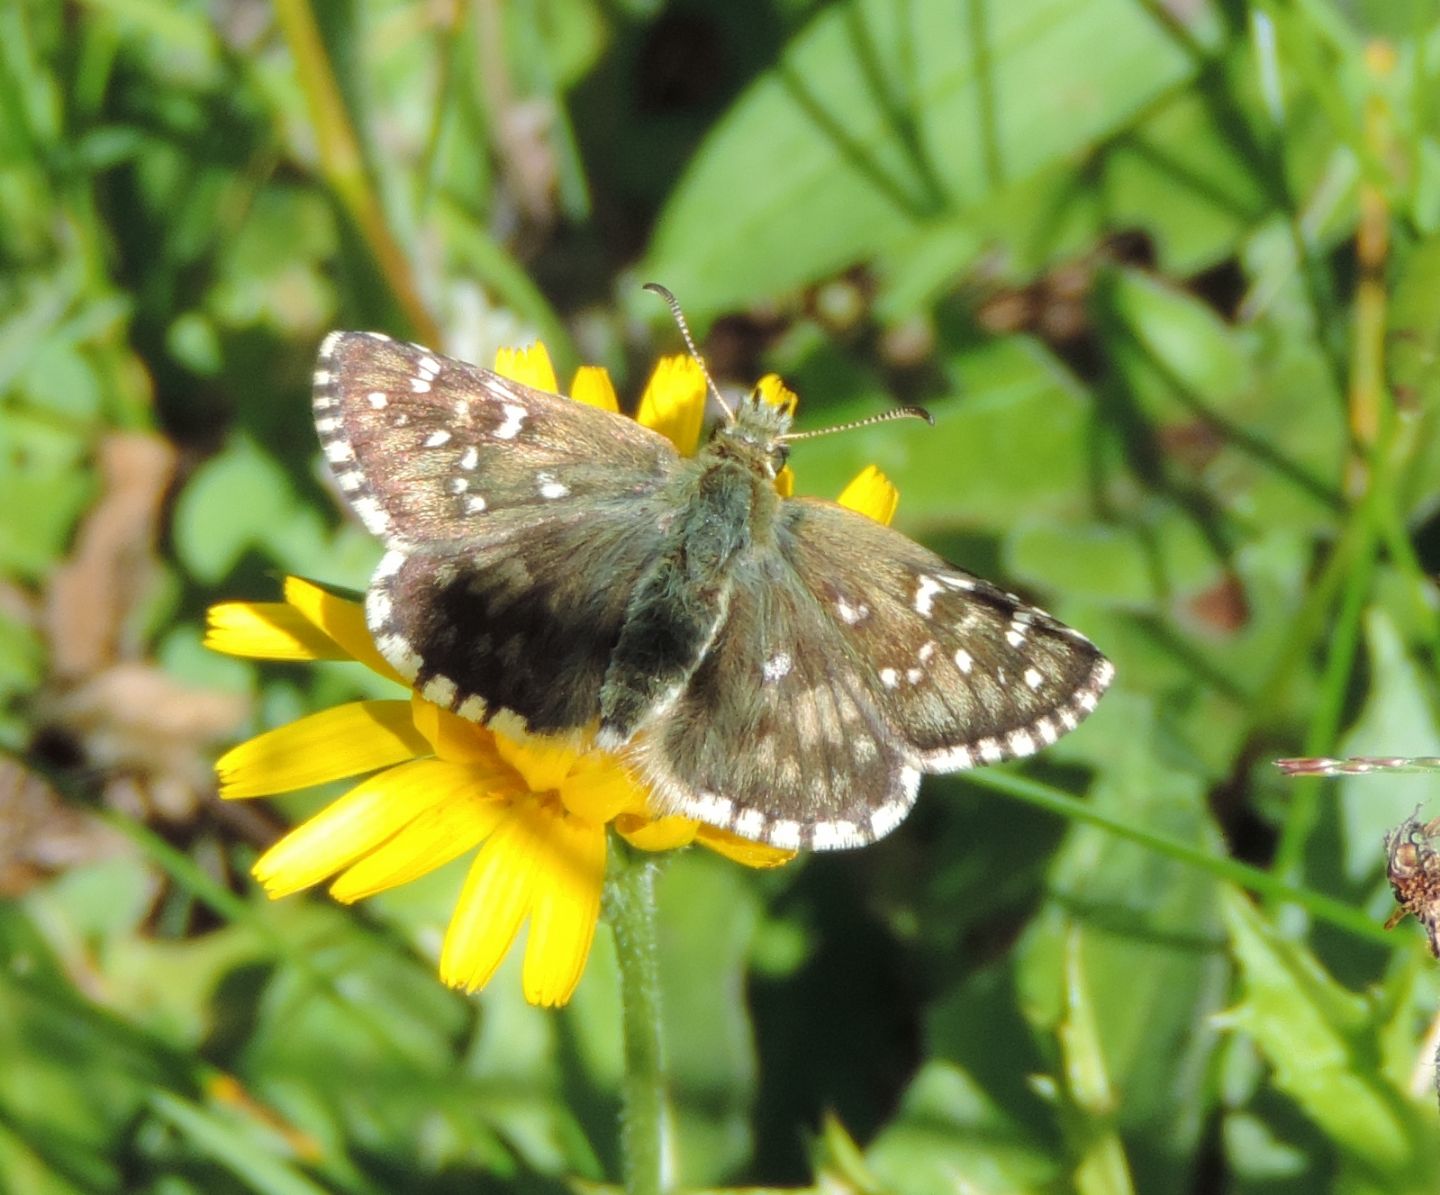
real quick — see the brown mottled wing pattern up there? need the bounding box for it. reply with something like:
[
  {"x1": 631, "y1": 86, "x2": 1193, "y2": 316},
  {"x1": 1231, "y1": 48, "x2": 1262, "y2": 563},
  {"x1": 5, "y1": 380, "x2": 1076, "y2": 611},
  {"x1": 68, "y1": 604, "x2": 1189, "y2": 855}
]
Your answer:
[
  {"x1": 313, "y1": 331, "x2": 679, "y2": 549},
  {"x1": 778, "y1": 498, "x2": 1112, "y2": 771},
  {"x1": 313, "y1": 332, "x2": 682, "y2": 733},
  {"x1": 640, "y1": 498, "x2": 1111, "y2": 850},
  {"x1": 635, "y1": 546, "x2": 918, "y2": 850}
]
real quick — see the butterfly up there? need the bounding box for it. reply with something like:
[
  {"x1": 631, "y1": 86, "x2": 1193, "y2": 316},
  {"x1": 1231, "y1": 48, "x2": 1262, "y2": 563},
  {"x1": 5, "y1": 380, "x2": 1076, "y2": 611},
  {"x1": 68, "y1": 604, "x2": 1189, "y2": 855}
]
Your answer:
[{"x1": 311, "y1": 305, "x2": 1112, "y2": 850}]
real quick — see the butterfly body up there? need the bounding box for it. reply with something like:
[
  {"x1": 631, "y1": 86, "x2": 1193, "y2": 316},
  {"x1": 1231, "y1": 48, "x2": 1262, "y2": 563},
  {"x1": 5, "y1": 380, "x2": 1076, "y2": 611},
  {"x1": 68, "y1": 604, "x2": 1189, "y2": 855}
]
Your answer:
[
  {"x1": 314, "y1": 331, "x2": 1112, "y2": 850},
  {"x1": 600, "y1": 395, "x2": 791, "y2": 746}
]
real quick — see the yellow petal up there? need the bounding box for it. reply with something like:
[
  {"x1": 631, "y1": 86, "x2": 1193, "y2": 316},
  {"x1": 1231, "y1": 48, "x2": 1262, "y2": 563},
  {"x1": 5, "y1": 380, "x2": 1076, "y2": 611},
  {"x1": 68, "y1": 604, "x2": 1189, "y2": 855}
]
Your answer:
[
  {"x1": 440, "y1": 804, "x2": 544, "y2": 992},
  {"x1": 217, "y1": 700, "x2": 429, "y2": 798},
  {"x1": 523, "y1": 811, "x2": 605, "y2": 1006},
  {"x1": 774, "y1": 465, "x2": 795, "y2": 498},
  {"x1": 206, "y1": 602, "x2": 349, "y2": 661},
  {"x1": 491, "y1": 725, "x2": 584, "y2": 795},
  {"x1": 282, "y1": 577, "x2": 410, "y2": 687},
  {"x1": 560, "y1": 753, "x2": 649, "y2": 823},
  {"x1": 329, "y1": 788, "x2": 510, "y2": 902},
  {"x1": 836, "y1": 464, "x2": 899, "y2": 527},
  {"x1": 494, "y1": 343, "x2": 558, "y2": 393},
  {"x1": 252, "y1": 759, "x2": 470, "y2": 896},
  {"x1": 696, "y1": 826, "x2": 797, "y2": 869},
  {"x1": 755, "y1": 373, "x2": 799, "y2": 417},
  {"x1": 636, "y1": 355, "x2": 705, "y2": 454},
  {"x1": 616, "y1": 813, "x2": 698, "y2": 852},
  {"x1": 570, "y1": 365, "x2": 619, "y2": 412},
  {"x1": 411, "y1": 698, "x2": 514, "y2": 769}
]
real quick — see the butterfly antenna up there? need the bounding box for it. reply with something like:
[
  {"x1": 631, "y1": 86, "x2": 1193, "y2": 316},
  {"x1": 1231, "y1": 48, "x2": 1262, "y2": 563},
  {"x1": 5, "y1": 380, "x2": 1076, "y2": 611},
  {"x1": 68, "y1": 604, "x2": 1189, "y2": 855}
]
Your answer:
[
  {"x1": 780, "y1": 405, "x2": 935, "y2": 442},
  {"x1": 643, "y1": 282, "x2": 734, "y2": 421}
]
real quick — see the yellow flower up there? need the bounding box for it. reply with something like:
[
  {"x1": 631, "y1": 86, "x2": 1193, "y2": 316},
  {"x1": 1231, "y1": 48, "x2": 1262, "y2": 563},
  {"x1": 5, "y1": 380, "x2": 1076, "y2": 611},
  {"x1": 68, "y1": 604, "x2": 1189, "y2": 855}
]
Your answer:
[{"x1": 209, "y1": 343, "x2": 899, "y2": 1007}]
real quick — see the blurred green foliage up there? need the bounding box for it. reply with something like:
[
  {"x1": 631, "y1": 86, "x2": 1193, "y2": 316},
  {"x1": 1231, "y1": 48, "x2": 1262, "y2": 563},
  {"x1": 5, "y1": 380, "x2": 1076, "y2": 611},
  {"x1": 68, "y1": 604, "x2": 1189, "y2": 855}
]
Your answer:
[{"x1": 6, "y1": 0, "x2": 1440, "y2": 1191}]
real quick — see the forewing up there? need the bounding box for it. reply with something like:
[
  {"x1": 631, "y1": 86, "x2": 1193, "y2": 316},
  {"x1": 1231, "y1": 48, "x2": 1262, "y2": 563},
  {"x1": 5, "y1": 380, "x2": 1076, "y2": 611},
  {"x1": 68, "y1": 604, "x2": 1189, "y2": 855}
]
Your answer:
[
  {"x1": 633, "y1": 549, "x2": 919, "y2": 851},
  {"x1": 313, "y1": 331, "x2": 679, "y2": 547},
  {"x1": 778, "y1": 499, "x2": 1113, "y2": 771},
  {"x1": 367, "y1": 488, "x2": 675, "y2": 734}
]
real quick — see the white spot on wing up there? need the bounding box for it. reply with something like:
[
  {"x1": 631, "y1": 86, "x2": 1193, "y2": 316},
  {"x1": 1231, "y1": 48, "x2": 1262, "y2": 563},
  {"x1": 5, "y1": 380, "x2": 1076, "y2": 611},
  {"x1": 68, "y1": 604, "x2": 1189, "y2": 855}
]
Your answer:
[
  {"x1": 411, "y1": 378, "x2": 431, "y2": 393},
  {"x1": 538, "y1": 473, "x2": 570, "y2": 499},
  {"x1": 768, "y1": 820, "x2": 802, "y2": 849},
  {"x1": 1024, "y1": 667, "x2": 1044, "y2": 690},
  {"x1": 423, "y1": 676, "x2": 457, "y2": 707},
  {"x1": 812, "y1": 820, "x2": 860, "y2": 849},
  {"x1": 373, "y1": 550, "x2": 405, "y2": 580},
  {"x1": 368, "y1": 391, "x2": 388, "y2": 409},
  {"x1": 762, "y1": 652, "x2": 792, "y2": 682},
  {"x1": 691, "y1": 792, "x2": 736, "y2": 827},
  {"x1": 868, "y1": 793, "x2": 913, "y2": 841},
  {"x1": 954, "y1": 648, "x2": 973, "y2": 674},
  {"x1": 915, "y1": 575, "x2": 944, "y2": 615},
  {"x1": 459, "y1": 445, "x2": 479, "y2": 470},
  {"x1": 374, "y1": 632, "x2": 421, "y2": 677},
  {"x1": 494, "y1": 404, "x2": 526, "y2": 440},
  {"x1": 880, "y1": 667, "x2": 899, "y2": 689},
  {"x1": 424, "y1": 430, "x2": 451, "y2": 447},
  {"x1": 465, "y1": 495, "x2": 487, "y2": 514},
  {"x1": 350, "y1": 496, "x2": 386, "y2": 530}
]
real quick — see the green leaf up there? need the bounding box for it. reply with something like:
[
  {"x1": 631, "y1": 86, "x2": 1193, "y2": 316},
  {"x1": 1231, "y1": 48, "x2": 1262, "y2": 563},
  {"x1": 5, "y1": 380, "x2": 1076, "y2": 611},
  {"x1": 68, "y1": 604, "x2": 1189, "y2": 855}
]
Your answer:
[
  {"x1": 171, "y1": 435, "x2": 300, "y2": 583},
  {"x1": 795, "y1": 335, "x2": 1095, "y2": 532},
  {"x1": 645, "y1": 0, "x2": 1220, "y2": 319},
  {"x1": 866, "y1": 1058, "x2": 1061, "y2": 1194},
  {"x1": 1017, "y1": 691, "x2": 1229, "y2": 1192},
  {"x1": 1221, "y1": 889, "x2": 1440, "y2": 1190}
]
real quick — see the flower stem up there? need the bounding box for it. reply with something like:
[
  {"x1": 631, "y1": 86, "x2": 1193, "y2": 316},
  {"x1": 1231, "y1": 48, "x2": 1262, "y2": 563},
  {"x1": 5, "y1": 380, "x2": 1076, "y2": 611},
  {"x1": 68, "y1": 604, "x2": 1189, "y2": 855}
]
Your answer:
[{"x1": 605, "y1": 843, "x2": 669, "y2": 1195}]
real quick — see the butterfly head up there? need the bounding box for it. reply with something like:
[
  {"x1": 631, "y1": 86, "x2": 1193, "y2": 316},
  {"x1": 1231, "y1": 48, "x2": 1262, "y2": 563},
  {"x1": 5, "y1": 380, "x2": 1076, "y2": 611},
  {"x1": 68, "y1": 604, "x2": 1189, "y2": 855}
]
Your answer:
[{"x1": 711, "y1": 390, "x2": 794, "y2": 479}]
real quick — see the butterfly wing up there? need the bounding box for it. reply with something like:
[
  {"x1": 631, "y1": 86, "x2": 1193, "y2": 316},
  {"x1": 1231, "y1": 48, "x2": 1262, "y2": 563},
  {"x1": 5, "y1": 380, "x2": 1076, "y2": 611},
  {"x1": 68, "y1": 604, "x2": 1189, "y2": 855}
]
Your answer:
[
  {"x1": 633, "y1": 546, "x2": 920, "y2": 850},
  {"x1": 638, "y1": 498, "x2": 1111, "y2": 850},
  {"x1": 315, "y1": 332, "x2": 682, "y2": 733},
  {"x1": 364, "y1": 501, "x2": 676, "y2": 734},
  {"x1": 314, "y1": 331, "x2": 680, "y2": 548},
  {"x1": 778, "y1": 498, "x2": 1112, "y2": 771}
]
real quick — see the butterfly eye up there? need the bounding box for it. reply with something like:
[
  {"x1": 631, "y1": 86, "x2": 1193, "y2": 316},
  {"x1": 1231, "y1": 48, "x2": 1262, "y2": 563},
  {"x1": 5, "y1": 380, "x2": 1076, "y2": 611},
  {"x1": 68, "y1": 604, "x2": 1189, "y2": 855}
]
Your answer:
[{"x1": 772, "y1": 443, "x2": 791, "y2": 472}]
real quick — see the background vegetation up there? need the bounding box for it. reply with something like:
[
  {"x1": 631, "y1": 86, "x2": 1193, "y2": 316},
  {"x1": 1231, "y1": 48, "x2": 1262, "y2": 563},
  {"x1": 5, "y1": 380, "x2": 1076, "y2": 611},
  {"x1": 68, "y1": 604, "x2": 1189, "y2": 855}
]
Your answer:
[{"x1": 5, "y1": 0, "x2": 1440, "y2": 1190}]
